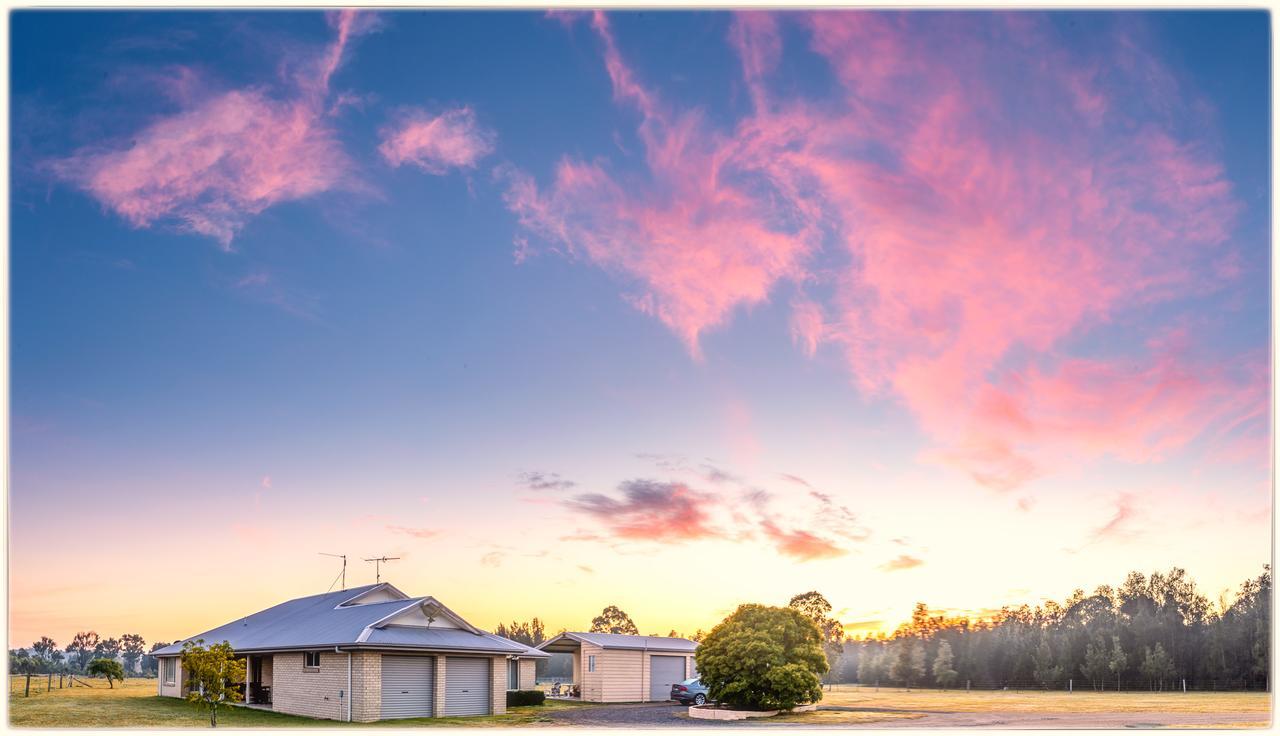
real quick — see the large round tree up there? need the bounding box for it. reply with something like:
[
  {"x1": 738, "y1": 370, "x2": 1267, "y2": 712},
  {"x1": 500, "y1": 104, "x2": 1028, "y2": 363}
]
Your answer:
[{"x1": 695, "y1": 604, "x2": 827, "y2": 710}]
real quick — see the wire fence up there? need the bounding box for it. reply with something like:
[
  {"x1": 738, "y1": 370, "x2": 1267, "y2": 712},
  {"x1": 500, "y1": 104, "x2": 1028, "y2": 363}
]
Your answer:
[
  {"x1": 823, "y1": 679, "x2": 1270, "y2": 693},
  {"x1": 8, "y1": 673, "x2": 152, "y2": 696}
]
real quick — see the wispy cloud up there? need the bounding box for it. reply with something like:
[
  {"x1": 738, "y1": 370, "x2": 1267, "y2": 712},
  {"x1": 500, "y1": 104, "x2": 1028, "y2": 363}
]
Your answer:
[
  {"x1": 379, "y1": 106, "x2": 495, "y2": 174},
  {"x1": 504, "y1": 11, "x2": 1260, "y2": 492},
  {"x1": 566, "y1": 479, "x2": 719, "y2": 542},
  {"x1": 386, "y1": 525, "x2": 439, "y2": 540},
  {"x1": 47, "y1": 10, "x2": 376, "y2": 248},
  {"x1": 881, "y1": 554, "x2": 924, "y2": 572},
  {"x1": 759, "y1": 520, "x2": 846, "y2": 561},
  {"x1": 517, "y1": 471, "x2": 577, "y2": 491}
]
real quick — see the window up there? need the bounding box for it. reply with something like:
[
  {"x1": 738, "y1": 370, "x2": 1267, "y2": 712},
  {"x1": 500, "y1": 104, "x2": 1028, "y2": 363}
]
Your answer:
[
  {"x1": 587, "y1": 655, "x2": 596, "y2": 673},
  {"x1": 162, "y1": 658, "x2": 176, "y2": 685},
  {"x1": 509, "y1": 659, "x2": 520, "y2": 690},
  {"x1": 303, "y1": 651, "x2": 321, "y2": 669}
]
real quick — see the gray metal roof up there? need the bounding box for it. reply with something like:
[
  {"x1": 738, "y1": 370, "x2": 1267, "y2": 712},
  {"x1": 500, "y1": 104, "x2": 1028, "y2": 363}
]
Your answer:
[
  {"x1": 152, "y1": 583, "x2": 544, "y2": 657},
  {"x1": 539, "y1": 632, "x2": 698, "y2": 653}
]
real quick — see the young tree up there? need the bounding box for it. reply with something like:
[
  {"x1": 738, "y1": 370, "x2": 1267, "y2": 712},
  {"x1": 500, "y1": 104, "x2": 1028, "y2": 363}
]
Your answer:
[
  {"x1": 68, "y1": 631, "x2": 100, "y2": 671},
  {"x1": 788, "y1": 591, "x2": 846, "y2": 688},
  {"x1": 1080, "y1": 638, "x2": 1110, "y2": 691},
  {"x1": 696, "y1": 604, "x2": 827, "y2": 710},
  {"x1": 1107, "y1": 635, "x2": 1127, "y2": 691},
  {"x1": 858, "y1": 647, "x2": 885, "y2": 689},
  {"x1": 87, "y1": 658, "x2": 126, "y2": 688},
  {"x1": 1033, "y1": 637, "x2": 1064, "y2": 689},
  {"x1": 890, "y1": 638, "x2": 926, "y2": 689},
  {"x1": 590, "y1": 605, "x2": 639, "y2": 635},
  {"x1": 181, "y1": 640, "x2": 246, "y2": 728},
  {"x1": 932, "y1": 640, "x2": 958, "y2": 689},
  {"x1": 121, "y1": 634, "x2": 146, "y2": 674}
]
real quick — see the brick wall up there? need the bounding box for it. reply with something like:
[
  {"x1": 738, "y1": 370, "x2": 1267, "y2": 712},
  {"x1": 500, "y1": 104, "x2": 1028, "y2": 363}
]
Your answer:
[
  {"x1": 350, "y1": 652, "x2": 381, "y2": 723},
  {"x1": 490, "y1": 656, "x2": 506, "y2": 715},
  {"x1": 272, "y1": 652, "x2": 350, "y2": 722},
  {"x1": 518, "y1": 659, "x2": 537, "y2": 690},
  {"x1": 434, "y1": 655, "x2": 447, "y2": 717}
]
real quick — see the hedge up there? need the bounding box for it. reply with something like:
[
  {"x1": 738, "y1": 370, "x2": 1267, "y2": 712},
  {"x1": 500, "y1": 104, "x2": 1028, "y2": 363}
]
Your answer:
[{"x1": 506, "y1": 690, "x2": 546, "y2": 707}]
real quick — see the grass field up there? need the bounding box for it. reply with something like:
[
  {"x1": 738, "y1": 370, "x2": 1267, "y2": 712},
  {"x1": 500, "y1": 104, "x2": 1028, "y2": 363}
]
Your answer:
[
  {"x1": 8, "y1": 677, "x2": 586, "y2": 728},
  {"x1": 820, "y1": 684, "x2": 1271, "y2": 714}
]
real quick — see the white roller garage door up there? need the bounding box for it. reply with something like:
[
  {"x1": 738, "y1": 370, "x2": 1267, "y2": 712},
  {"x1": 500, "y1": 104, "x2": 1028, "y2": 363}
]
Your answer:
[
  {"x1": 444, "y1": 657, "x2": 491, "y2": 716},
  {"x1": 650, "y1": 655, "x2": 686, "y2": 702},
  {"x1": 381, "y1": 655, "x2": 435, "y2": 719}
]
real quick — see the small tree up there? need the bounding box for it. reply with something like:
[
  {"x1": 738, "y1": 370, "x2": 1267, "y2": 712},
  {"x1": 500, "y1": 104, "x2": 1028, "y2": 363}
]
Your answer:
[
  {"x1": 87, "y1": 658, "x2": 125, "y2": 688},
  {"x1": 1107, "y1": 636, "x2": 1127, "y2": 692},
  {"x1": 589, "y1": 605, "x2": 639, "y2": 635},
  {"x1": 858, "y1": 647, "x2": 885, "y2": 690},
  {"x1": 932, "y1": 640, "x2": 958, "y2": 689},
  {"x1": 181, "y1": 640, "x2": 246, "y2": 728},
  {"x1": 696, "y1": 604, "x2": 826, "y2": 711},
  {"x1": 121, "y1": 634, "x2": 146, "y2": 674},
  {"x1": 68, "y1": 631, "x2": 100, "y2": 671}
]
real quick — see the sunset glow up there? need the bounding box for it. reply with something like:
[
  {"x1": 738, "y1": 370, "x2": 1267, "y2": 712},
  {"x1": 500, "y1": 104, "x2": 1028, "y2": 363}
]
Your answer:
[{"x1": 9, "y1": 9, "x2": 1269, "y2": 650}]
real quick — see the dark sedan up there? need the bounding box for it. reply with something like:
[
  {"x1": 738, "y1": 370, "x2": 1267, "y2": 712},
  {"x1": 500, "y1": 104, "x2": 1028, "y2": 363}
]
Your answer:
[{"x1": 670, "y1": 677, "x2": 709, "y2": 705}]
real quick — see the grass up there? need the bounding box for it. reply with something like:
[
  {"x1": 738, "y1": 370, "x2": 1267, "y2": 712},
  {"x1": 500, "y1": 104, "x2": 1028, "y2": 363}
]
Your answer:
[
  {"x1": 767, "y1": 709, "x2": 923, "y2": 725},
  {"x1": 819, "y1": 684, "x2": 1271, "y2": 715},
  {"x1": 8, "y1": 677, "x2": 589, "y2": 729}
]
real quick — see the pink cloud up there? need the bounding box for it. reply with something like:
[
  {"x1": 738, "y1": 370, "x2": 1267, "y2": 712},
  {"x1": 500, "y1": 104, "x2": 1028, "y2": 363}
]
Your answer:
[
  {"x1": 881, "y1": 554, "x2": 925, "y2": 572},
  {"x1": 509, "y1": 11, "x2": 1262, "y2": 491},
  {"x1": 379, "y1": 107, "x2": 495, "y2": 174},
  {"x1": 759, "y1": 519, "x2": 845, "y2": 561},
  {"x1": 566, "y1": 479, "x2": 719, "y2": 542},
  {"x1": 48, "y1": 10, "x2": 374, "y2": 248},
  {"x1": 260, "y1": 474, "x2": 272, "y2": 489},
  {"x1": 386, "y1": 525, "x2": 439, "y2": 540}
]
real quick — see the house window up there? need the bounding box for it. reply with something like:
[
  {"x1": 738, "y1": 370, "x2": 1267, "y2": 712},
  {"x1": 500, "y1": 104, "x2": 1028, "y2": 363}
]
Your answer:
[
  {"x1": 509, "y1": 659, "x2": 520, "y2": 690},
  {"x1": 303, "y1": 651, "x2": 321, "y2": 669},
  {"x1": 587, "y1": 655, "x2": 596, "y2": 673},
  {"x1": 162, "y1": 658, "x2": 176, "y2": 686}
]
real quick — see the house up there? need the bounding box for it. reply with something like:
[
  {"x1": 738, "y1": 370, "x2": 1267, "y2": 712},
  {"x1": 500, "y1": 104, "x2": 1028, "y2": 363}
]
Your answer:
[
  {"x1": 151, "y1": 582, "x2": 547, "y2": 722},
  {"x1": 537, "y1": 632, "x2": 697, "y2": 702}
]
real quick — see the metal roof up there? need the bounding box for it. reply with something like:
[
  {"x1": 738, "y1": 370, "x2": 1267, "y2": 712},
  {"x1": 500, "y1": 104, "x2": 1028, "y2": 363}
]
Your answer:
[
  {"x1": 151, "y1": 583, "x2": 545, "y2": 657},
  {"x1": 538, "y1": 632, "x2": 698, "y2": 653}
]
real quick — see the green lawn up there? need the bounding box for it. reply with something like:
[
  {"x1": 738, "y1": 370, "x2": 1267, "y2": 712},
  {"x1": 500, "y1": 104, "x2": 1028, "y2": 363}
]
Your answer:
[{"x1": 9, "y1": 677, "x2": 588, "y2": 729}]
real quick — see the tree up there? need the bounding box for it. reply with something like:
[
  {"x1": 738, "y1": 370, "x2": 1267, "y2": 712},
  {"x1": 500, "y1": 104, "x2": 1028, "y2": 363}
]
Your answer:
[
  {"x1": 590, "y1": 605, "x2": 639, "y2": 635},
  {"x1": 1108, "y1": 635, "x2": 1127, "y2": 691},
  {"x1": 1140, "y1": 643, "x2": 1176, "y2": 691},
  {"x1": 858, "y1": 646, "x2": 885, "y2": 689},
  {"x1": 932, "y1": 640, "x2": 958, "y2": 688},
  {"x1": 1033, "y1": 637, "x2": 1064, "y2": 689},
  {"x1": 181, "y1": 640, "x2": 246, "y2": 728},
  {"x1": 68, "y1": 631, "x2": 100, "y2": 670},
  {"x1": 144, "y1": 642, "x2": 171, "y2": 677},
  {"x1": 889, "y1": 638, "x2": 926, "y2": 689},
  {"x1": 96, "y1": 637, "x2": 122, "y2": 664},
  {"x1": 696, "y1": 604, "x2": 827, "y2": 711},
  {"x1": 788, "y1": 591, "x2": 845, "y2": 687},
  {"x1": 1080, "y1": 637, "x2": 1110, "y2": 691},
  {"x1": 121, "y1": 634, "x2": 146, "y2": 674},
  {"x1": 87, "y1": 658, "x2": 125, "y2": 688},
  {"x1": 32, "y1": 637, "x2": 57, "y2": 663}
]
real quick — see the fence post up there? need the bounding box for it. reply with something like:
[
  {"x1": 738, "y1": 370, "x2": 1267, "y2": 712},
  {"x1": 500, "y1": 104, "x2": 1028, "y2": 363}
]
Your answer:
[
  {"x1": 966, "y1": 679, "x2": 970, "y2": 693},
  {"x1": 1069, "y1": 678, "x2": 1072, "y2": 694},
  {"x1": 25, "y1": 673, "x2": 32, "y2": 697},
  {"x1": 47, "y1": 673, "x2": 52, "y2": 691},
  {"x1": 1182, "y1": 679, "x2": 1186, "y2": 694}
]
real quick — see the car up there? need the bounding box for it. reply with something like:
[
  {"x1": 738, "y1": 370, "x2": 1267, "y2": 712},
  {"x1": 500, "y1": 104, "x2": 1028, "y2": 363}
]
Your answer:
[{"x1": 670, "y1": 677, "x2": 709, "y2": 705}]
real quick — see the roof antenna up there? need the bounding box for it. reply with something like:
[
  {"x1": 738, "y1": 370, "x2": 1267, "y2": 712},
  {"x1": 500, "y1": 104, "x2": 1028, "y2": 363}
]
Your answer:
[
  {"x1": 364, "y1": 556, "x2": 400, "y2": 584},
  {"x1": 320, "y1": 553, "x2": 347, "y2": 591}
]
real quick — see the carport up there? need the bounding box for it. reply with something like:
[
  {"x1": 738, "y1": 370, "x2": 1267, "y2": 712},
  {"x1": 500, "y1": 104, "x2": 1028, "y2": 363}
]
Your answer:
[{"x1": 537, "y1": 632, "x2": 696, "y2": 703}]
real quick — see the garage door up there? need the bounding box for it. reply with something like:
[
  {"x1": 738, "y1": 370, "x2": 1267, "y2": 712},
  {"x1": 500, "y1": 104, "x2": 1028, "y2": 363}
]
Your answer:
[
  {"x1": 444, "y1": 657, "x2": 491, "y2": 716},
  {"x1": 381, "y1": 655, "x2": 435, "y2": 719},
  {"x1": 650, "y1": 655, "x2": 686, "y2": 702}
]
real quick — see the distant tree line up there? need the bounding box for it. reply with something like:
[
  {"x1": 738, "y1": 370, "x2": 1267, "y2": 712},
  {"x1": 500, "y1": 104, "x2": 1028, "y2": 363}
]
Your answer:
[
  {"x1": 827, "y1": 567, "x2": 1270, "y2": 692},
  {"x1": 9, "y1": 631, "x2": 171, "y2": 678}
]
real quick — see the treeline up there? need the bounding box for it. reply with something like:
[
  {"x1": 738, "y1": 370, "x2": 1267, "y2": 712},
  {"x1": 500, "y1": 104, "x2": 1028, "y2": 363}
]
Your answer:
[
  {"x1": 827, "y1": 567, "x2": 1270, "y2": 691},
  {"x1": 9, "y1": 631, "x2": 172, "y2": 678}
]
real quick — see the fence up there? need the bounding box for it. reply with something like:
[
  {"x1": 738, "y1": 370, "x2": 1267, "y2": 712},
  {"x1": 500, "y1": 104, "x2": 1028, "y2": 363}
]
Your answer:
[
  {"x1": 825, "y1": 678, "x2": 1270, "y2": 693},
  {"x1": 8, "y1": 673, "x2": 145, "y2": 696}
]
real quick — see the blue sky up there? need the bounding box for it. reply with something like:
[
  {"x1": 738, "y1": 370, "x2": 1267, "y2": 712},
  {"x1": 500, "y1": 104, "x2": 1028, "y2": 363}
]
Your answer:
[{"x1": 8, "y1": 9, "x2": 1270, "y2": 645}]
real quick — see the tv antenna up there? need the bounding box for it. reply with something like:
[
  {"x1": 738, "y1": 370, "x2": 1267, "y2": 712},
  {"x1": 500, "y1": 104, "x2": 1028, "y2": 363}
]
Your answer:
[
  {"x1": 320, "y1": 553, "x2": 347, "y2": 591},
  {"x1": 364, "y1": 556, "x2": 400, "y2": 584}
]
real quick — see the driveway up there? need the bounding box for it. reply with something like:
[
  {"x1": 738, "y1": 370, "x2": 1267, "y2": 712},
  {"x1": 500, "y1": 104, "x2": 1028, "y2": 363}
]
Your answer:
[{"x1": 544, "y1": 702, "x2": 1268, "y2": 729}]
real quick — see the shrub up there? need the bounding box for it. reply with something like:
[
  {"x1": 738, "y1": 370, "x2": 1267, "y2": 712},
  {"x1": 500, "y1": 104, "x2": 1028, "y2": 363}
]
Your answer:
[
  {"x1": 696, "y1": 604, "x2": 827, "y2": 711},
  {"x1": 506, "y1": 689, "x2": 546, "y2": 707}
]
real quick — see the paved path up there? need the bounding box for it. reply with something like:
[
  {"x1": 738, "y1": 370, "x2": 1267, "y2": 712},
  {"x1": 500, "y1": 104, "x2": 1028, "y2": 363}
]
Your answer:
[{"x1": 545, "y1": 702, "x2": 1267, "y2": 729}]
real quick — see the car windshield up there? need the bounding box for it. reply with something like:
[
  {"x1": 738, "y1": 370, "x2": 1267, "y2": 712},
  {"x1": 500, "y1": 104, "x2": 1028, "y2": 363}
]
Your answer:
[{"x1": 682, "y1": 678, "x2": 700, "y2": 686}]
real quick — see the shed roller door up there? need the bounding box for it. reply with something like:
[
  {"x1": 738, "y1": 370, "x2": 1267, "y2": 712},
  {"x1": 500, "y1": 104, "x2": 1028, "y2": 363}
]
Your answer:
[
  {"x1": 650, "y1": 655, "x2": 686, "y2": 702},
  {"x1": 381, "y1": 655, "x2": 435, "y2": 719},
  {"x1": 444, "y1": 657, "x2": 491, "y2": 716}
]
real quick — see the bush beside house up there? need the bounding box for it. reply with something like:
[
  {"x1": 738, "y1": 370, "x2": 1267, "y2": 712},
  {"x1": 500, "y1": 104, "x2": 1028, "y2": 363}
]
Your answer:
[{"x1": 696, "y1": 604, "x2": 827, "y2": 711}]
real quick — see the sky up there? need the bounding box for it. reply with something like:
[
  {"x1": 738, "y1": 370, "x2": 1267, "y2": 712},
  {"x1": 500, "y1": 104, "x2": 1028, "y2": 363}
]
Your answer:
[{"x1": 8, "y1": 9, "x2": 1271, "y2": 649}]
